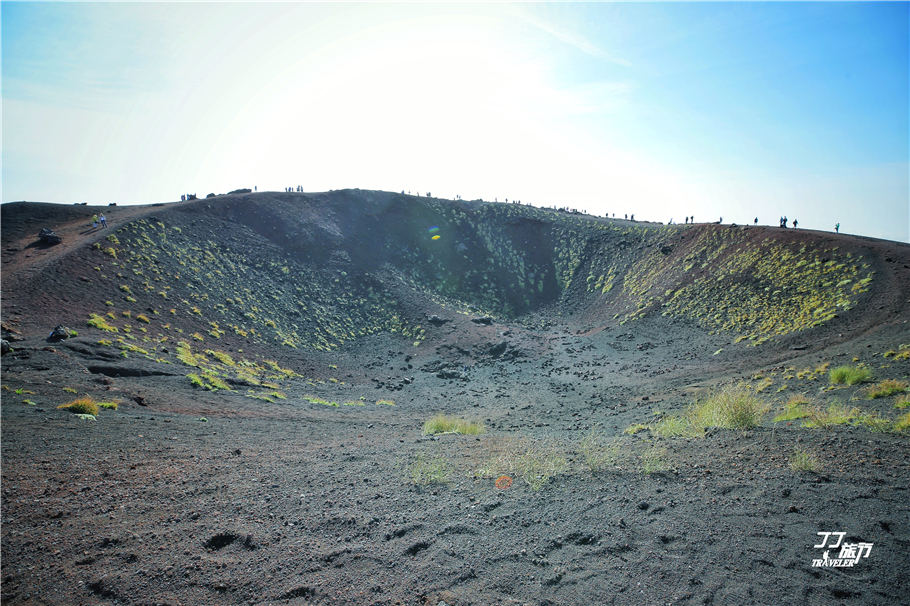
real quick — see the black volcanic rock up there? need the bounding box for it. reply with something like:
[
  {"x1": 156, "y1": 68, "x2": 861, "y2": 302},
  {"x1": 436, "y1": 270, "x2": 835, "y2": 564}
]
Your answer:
[{"x1": 38, "y1": 228, "x2": 62, "y2": 245}]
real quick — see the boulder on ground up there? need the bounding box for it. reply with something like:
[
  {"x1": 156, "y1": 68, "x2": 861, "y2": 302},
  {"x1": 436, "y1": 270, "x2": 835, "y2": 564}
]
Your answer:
[
  {"x1": 1, "y1": 339, "x2": 10, "y2": 356},
  {"x1": 229, "y1": 188, "x2": 252, "y2": 195},
  {"x1": 471, "y1": 316, "x2": 494, "y2": 325},
  {"x1": 38, "y1": 228, "x2": 62, "y2": 245},
  {"x1": 48, "y1": 325, "x2": 74, "y2": 341},
  {"x1": 426, "y1": 314, "x2": 450, "y2": 326},
  {"x1": 206, "y1": 193, "x2": 217, "y2": 198}
]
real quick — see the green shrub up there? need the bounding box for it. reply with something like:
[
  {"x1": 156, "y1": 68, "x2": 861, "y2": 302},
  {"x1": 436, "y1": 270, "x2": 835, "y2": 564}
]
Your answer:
[
  {"x1": 136, "y1": 314, "x2": 150, "y2": 324},
  {"x1": 688, "y1": 383, "x2": 769, "y2": 430},
  {"x1": 58, "y1": 397, "x2": 99, "y2": 416},
  {"x1": 422, "y1": 413, "x2": 485, "y2": 435},
  {"x1": 376, "y1": 399, "x2": 395, "y2": 406},
  {"x1": 98, "y1": 401, "x2": 118, "y2": 410},
  {"x1": 188, "y1": 373, "x2": 204, "y2": 388},
  {"x1": 895, "y1": 412, "x2": 910, "y2": 432},
  {"x1": 895, "y1": 396, "x2": 910, "y2": 409},
  {"x1": 829, "y1": 365, "x2": 870, "y2": 385}
]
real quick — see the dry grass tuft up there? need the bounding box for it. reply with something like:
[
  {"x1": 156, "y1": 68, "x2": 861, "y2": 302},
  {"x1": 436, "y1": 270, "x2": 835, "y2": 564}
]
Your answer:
[
  {"x1": 57, "y1": 396, "x2": 99, "y2": 416},
  {"x1": 423, "y1": 414, "x2": 485, "y2": 436},
  {"x1": 789, "y1": 447, "x2": 821, "y2": 471},
  {"x1": 578, "y1": 427, "x2": 621, "y2": 471},
  {"x1": 863, "y1": 379, "x2": 908, "y2": 399}
]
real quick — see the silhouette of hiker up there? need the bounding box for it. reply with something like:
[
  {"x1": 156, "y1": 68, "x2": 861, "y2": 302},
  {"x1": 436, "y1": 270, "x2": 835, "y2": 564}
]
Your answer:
[
  {"x1": 835, "y1": 223, "x2": 840, "y2": 233},
  {"x1": 100, "y1": 213, "x2": 107, "y2": 228},
  {"x1": 719, "y1": 216, "x2": 722, "y2": 224},
  {"x1": 754, "y1": 217, "x2": 758, "y2": 225},
  {"x1": 793, "y1": 219, "x2": 798, "y2": 228},
  {"x1": 92, "y1": 214, "x2": 98, "y2": 229}
]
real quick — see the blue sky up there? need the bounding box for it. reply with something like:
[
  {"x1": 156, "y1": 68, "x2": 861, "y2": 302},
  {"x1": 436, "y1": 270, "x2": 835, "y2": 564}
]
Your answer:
[{"x1": 3, "y1": 2, "x2": 908, "y2": 242}]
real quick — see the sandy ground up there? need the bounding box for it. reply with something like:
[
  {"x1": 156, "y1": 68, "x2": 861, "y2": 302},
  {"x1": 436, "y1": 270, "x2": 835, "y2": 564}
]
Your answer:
[{"x1": 2, "y1": 194, "x2": 910, "y2": 605}]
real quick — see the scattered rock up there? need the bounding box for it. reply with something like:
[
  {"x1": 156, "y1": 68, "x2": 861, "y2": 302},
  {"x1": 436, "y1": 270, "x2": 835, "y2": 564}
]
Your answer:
[
  {"x1": 471, "y1": 316, "x2": 494, "y2": 325},
  {"x1": 426, "y1": 314, "x2": 450, "y2": 326},
  {"x1": 47, "y1": 325, "x2": 74, "y2": 341},
  {"x1": 487, "y1": 341, "x2": 508, "y2": 358},
  {"x1": 37, "y1": 228, "x2": 62, "y2": 245},
  {"x1": 1, "y1": 339, "x2": 10, "y2": 356}
]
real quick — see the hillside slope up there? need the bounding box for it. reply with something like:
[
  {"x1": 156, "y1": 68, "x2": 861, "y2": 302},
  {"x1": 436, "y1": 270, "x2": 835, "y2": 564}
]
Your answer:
[{"x1": 4, "y1": 190, "x2": 909, "y2": 365}]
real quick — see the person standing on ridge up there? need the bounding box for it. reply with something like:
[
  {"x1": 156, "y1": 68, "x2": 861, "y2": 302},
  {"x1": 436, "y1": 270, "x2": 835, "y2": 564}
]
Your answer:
[
  {"x1": 835, "y1": 223, "x2": 840, "y2": 233},
  {"x1": 92, "y1": 214, "x2": 98, "y2": 229},
  {"x1": 99, "y1": 213, "x2": 107, "y2": 228},
  {"x1": 793, "y1": 219, "x2": 798, "y2": 228}
]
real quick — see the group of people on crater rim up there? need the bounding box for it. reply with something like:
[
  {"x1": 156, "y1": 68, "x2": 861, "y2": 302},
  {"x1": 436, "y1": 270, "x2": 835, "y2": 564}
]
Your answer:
[
  {"x1": 779, "y1": 216, "x2": 798, "y2": 228},
  {"x1": 180, "y1": 193, "x2": 197, "y2": 201},
  {"x1": 285, "y1": 185, "x2": 303, "y2": 192}
]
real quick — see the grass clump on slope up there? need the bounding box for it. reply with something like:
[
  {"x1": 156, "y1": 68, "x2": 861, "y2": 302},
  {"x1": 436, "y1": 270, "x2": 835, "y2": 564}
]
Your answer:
[
  {"x1": 829, "y1": 365, "x2": 870, "y2": 385},
  {"x1": 577, "y1": 426, "x2": 620, "y2": 471},
  {"x1": 650, "y1": 383, "x2": 769, "y2": 437},
  {"x1": 688, "y1": 384, "x2": 770, "y2": 429},
  {"x1": 423, "y1": 414, "x2": 485, "y2": 436},
  {"x1": 408, "y1": 451, "x2": 452, "y2": 486},
  {"x1": 863, "y1": 379, "x2": 908, "y2": 399},
  {"x1": 58, "y1": 396, "x2": 99, "y2": 416},
  {"x1": 789, "y1": 447, "x2": 821, "y2": 472},
  {"x1": 87, "y1": 314, "x2": 118, "y2": 333}
]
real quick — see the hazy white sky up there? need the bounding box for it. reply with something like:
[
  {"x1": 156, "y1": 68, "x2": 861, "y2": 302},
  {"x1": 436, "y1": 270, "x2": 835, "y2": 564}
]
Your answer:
[{"x1": 3, "y1": 2, "x2": 908, "y2": 242}]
